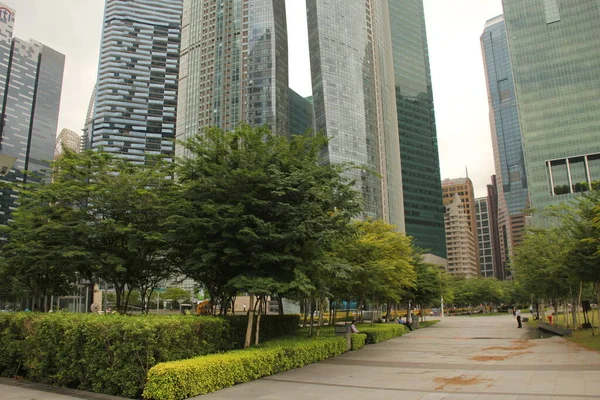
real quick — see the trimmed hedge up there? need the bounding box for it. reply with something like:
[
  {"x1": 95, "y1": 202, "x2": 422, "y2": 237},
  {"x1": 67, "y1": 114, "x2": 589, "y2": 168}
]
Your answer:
[
  {"x1": 0, "y1": 313, "x2": 300, "y2": 398},
  {"x1": 359, "y1": 324, "x2": 405, "y2": 344},
  {"x1": 0, "y1": 313, "x2": 231, "y2": 398},
  {"x1": 143, "y1": 336, "x2": 346, "y2": 400},
  {"x1": 351, "y1": 333, "x2": 366, "y2": 350},
  {"x1": 224, "y1": 314, "x2": 300, "y2": 347}
]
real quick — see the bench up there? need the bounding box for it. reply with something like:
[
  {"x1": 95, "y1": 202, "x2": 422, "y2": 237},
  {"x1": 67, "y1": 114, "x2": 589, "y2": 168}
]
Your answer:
[{"x1": 538, "y1": 323, "x2": 572, "y2": 336}]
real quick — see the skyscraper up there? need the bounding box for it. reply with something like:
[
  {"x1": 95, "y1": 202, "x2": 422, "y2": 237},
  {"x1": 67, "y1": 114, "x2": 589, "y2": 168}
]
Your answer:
[
  {"x1": 89, "y1": 0, "x2": 183, "y2": 164},
  {"x1": 487, "y1": 175, "x2": 504, "y2": 279},
  {"x1": 0, "y1": 3, "x2": 65, "y2": 226},
  {"x1": 502, "y1": 0, "x2": 600, "y2": 218},
  {"x1": 444, "y1": 193, "x2": 478, "y2": 277},
  {"x1": 288, "y1": 88, "x2": 314, "y2": 135},
  {"x1": 307, "y1": 0, "x2": 404, "y2": 229},
  {"x1": 481, "y1": 15, "x2": 528, "y2": 278},
  {"x1": 176, "y1": 0, "x2": 288, "y2": 158},
  {"x1": 389, "y1": 0, "x2": 446, "y2": 258}
]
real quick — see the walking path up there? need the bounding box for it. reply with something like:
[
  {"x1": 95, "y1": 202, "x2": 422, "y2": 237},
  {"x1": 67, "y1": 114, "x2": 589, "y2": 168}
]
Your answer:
[{"x1": 1, "y1": 315, "x2": 599, "y2": 399}]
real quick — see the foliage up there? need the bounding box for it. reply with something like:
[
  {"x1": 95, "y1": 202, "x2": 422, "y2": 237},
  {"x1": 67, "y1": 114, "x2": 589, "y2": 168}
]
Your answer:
[
  {"x1": 350, "y1": 333, "x2": 367, "y2": 350},
  {"x1": 224, "y1": 315, "x2": 300, "y2": 347},
  {"x1": 143, "y1": 335, "x2": 347, "y2": 400},
  {"x1": 358, "y1": 324, "x2": 405, "y2": 344},
  {"x1": 0, "y1": 150, "x2": 181, "y2": 312},
  {"x1": 407, "y1": 252, "x2": 445, "y2": 308},
  {"x1": 0, "y1": 313, "x2": 232, "y2": 398}
]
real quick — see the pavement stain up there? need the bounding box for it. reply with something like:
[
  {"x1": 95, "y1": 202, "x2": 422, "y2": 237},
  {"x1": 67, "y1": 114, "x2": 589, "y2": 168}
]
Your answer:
[{"x1": 433, "y1": 374, "x2": 493, "y2": 390}]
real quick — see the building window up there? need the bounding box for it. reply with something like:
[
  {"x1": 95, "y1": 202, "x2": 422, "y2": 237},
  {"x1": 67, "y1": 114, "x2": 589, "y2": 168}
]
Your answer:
[
  {"x1": 543, "y1": 0, "x2": 561, "y2": 24},
  {"x1": 498, "y1": 79, "x2": 510, "y2": 102}
]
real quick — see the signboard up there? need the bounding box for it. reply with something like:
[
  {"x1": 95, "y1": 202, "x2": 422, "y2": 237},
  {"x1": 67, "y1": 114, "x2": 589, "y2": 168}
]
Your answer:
[{"x1": 0, "y1": 7, "x2": 13, "y2": 24}]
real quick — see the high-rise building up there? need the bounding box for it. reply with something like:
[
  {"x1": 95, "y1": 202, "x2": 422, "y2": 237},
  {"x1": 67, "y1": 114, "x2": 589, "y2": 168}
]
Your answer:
[
  {"x1": 442, "y1": 177, "x2": 479, "y2": 271},
  {"x1": 389, "y1": 0, "x2": 446, "y2": 258},
  {"x1": 89, "y1": 0, "x2": 183, "y2": 164},
  {"x1": 481, "y1": 15, "x2": 528, "y2": 278},
  {"x1": 307, "y1": 0, "x2": 404, "y2": 228},
  {"x1": 176, "y1": 0, "x2": 288, "y2": 158},
  {"x1": 444, "y1": 193, "x2": 478, "y2": 277},
  {"x1": 55, "y1": 128, "x2": 81, "y2": 158},
  {"x1": 0, "y1": 3, "x2": 65, "y2": 226},
  {"x1": 475, "y1": 196, "x2": 495, "y2": 278},
  {"x1": 288, "y1": 89, "x2": 314, "y2": 135},
  {"x1": 502, "y1": 0, "x2": 600, "y2": 219},
  {"x1": 487, "y1": 175, "x2": 504, "y2": 279}
]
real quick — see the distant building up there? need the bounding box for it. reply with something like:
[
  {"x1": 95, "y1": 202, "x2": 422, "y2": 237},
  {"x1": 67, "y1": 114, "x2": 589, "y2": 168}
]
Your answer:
[
  {"x1": 0, "y1": 3, "x2": 65, "y2": 226},
  {"x1": 55, "y1": 128, "x2": 81, "y2": 158},
  {"x1": 288, "y1": 89, "x2": 314, "y2": 135},
  {"x1": 444, "y1": 193, "x2": 478, "y2": 277},
  {"x1": 487, "y1": 175, "x2": 504, "y2": 279},
  {"x1": 442, "y1": 177, "x2": 479, "y2": 271},
  {"x1": 475, "y1": 196, "x2": 495, "y2": 278},
  {"x1": 502, "y1": 0, "x2": 600, "y2": 219},
  {"x1": 88, "y1": 0, "x2": 183, "y2": 163}
]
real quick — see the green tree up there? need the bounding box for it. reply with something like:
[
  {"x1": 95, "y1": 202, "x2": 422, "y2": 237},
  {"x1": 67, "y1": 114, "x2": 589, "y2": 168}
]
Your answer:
[{"x1": 171, "y1": 125, "x2": 361, "y2": 347}]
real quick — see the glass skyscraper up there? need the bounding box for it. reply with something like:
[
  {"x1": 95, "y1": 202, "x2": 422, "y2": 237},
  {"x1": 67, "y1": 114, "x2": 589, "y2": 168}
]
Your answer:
[
  {"x1": 307, "y1": 0, "x2": 404, "y2": 229},
  {"x1": 0, "y1": 3, "x2": 65, "y2": 226},
  {"x1": 502, "y1": 0, "x2": 600, "y2": 217},
  {"x1": 89, "y1": 0, "x2": 183, "y2": 164},
  {"x1": 388, "y1": 0, "x2": 445, "y2": 257},
  {"x1": 176, "y1": 0, "x2": 288, "y2": 157},
  {"x1": 481, "y1": 15, "x2": 528, "y2": 278},
  {"x1": 288, "y1": 88, "x2": 314, "y2": 135}
]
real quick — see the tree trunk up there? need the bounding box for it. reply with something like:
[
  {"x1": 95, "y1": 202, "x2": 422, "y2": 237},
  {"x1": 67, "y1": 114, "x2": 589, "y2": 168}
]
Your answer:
[
  {"x1": 244, "y1": 295, "x2": 255, "y2": 349},
  {"x1": 302, "y1": 297, "x2": 308, "y2": 328},
  {"x1": 277, "y1": 294, "x2": 284, "y2": 316},
  {"x1": 577, "y1": 281, "x2": 583, "y2": 328},
  {"x1": 308, "y1": 296, "x2": 314, "y2": 337},
  {"x1": 596, "y1": 282, "x2": 600, "y2": 336},
  {"x1": 254, "y1": 297, "x2": 262, "y2": 346}
]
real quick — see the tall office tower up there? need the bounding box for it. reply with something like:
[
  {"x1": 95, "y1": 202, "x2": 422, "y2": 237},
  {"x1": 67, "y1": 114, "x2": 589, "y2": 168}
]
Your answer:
[
  {"x1": 481, "y1": 15, "x2": 528, "y2": 278},
  {"x1": 475, "y1": 197, "x2": 496, "y2": 278},
  {"x1": 89, "y1": 0, "x2": 183, "y2": 164},
  {"x1": 176, "y1": 0, "x2": 289, "y2": 158},
  {"x1": 307, "y1": 0, "x2": 404, "y2": 228},
  {"x1": 487, "y1": 175, "x2": 504, "y2": 279},
  {"x1": 55, "y1": 128, "x2": 81, "y2": 158},
  {"x1": 0, "y1": 3, "x2": 65, "y2": 226},
  {"x1": 388, "y1": 0, "x2": 446, "y2": 258},
  {"x1": 502, "y1": 0, "x2": 600, "y2": 218},
  {"x1": 81, "y1": 85, "x2": 97, "y2": 151},
  {"x1": 444, "y1": 193, "x2": 478, "y2": 277},
  {"x1": 442, "y1": 177, "x2": 480, "y2": 271},
  {"x1": 288, "y1": 89, "x2": 314, "y2": 135}
]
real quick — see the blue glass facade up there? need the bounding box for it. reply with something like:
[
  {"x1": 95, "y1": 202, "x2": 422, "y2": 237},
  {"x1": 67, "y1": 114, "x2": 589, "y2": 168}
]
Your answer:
[
  {"x1": 0, "y1": 4, "x2": 64, "y2": 226},
  {"x1": 288, "y1": 88, "x2": 314, "y2": 135},
  {"x1": 388, "y1": 0, "x2": 446, "y2": 257},
  {"x1": 91, "y1": 0, "x2": 183, "y2": 164},
  {"x1": 502, "y1": 0, "x2": 600, "y2": 217},
  {"x1": 481, "y1": 16, "x2": 528, "y2": 218}
]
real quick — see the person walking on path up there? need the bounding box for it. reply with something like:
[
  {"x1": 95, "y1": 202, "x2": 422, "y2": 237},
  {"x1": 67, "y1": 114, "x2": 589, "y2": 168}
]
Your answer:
[{"x1": 516, "y1": 309, "x2": 522, "y2": 328}]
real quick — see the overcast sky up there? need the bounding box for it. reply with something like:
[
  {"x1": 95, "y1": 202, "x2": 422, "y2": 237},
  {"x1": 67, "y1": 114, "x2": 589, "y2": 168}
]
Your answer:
[{"x1": 5, "y1": 0, "x2": 503, "y2": 197}]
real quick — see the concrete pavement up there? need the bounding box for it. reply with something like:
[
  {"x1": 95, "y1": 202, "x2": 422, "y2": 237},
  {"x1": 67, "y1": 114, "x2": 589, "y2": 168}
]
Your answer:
[
  {"x1": 197, "y1": 315, "x2": 600, "y2": 400},
  {"x1": 1, "y1": 315, "x2": 599, "y2": 399}
]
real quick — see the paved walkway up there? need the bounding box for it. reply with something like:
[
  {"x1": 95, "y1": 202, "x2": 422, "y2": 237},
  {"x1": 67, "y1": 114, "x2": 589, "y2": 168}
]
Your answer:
[
  {"x1": 1, "y1": 315, "x2": 599, "y2": 399},
  {"x1": 198, "y1": 315, "x2": 600, "y2": 400}
]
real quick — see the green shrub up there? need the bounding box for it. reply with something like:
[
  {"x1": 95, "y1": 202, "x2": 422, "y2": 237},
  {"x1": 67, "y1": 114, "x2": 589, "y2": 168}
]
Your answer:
[
  {"x1": 224, "y1": 314, "x2": 300, "y2": 347},
  {"x1": 0, "y1": 313, "x2": 232, "y2": 398},
  {"x1": 351, "y1": 333, "x2": 366, "y2": 350},
  {"x1": 143, "y1": 336, "x2": 346, "y2": 400},
  {"x1": 359, "y1": 324, "x2": 405, "y2": 344}
]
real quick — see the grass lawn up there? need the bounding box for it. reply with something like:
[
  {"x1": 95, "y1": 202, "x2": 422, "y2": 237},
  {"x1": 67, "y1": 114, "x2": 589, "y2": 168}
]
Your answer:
[
  {"x1": 566, "y1": 330, "x2": 600, "y2": 352},
  {"x1": 419, "y1": 320, "x2": 440, "y2": 328}
]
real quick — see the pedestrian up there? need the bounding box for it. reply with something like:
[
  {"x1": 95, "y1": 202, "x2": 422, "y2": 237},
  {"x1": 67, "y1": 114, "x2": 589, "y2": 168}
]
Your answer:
[
  {"x1": 243, "y1": 303, "x2": 246, "y2": 313},
  {"x1": 398, "y1": 316, "x2": 413, "y2": 331},
  {"x1": 350, "y1": 319, "x2": 359, "y2": 333},
  {"x1": 512, "y1": 307, "x2": 516, "y2": 317},
  {"x1": 516, "y1": 309, "x2": 522, "y2": 328}
]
